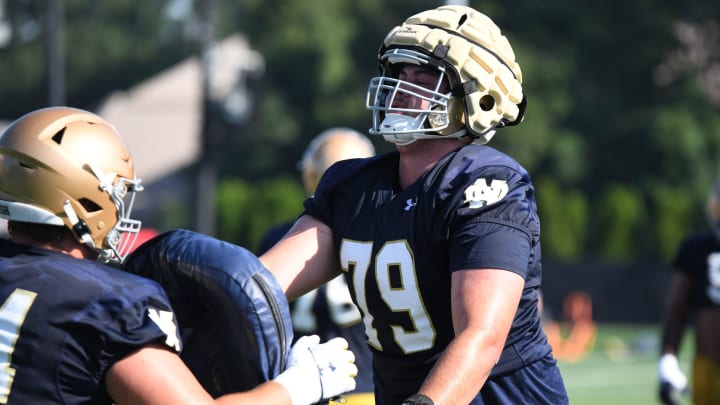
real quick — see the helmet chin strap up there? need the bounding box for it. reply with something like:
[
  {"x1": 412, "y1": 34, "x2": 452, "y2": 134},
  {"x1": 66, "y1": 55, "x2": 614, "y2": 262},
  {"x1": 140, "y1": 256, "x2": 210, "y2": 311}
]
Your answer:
[
  {"x1": 473, "y1": 129, "x2": 497, "y2": 144},
  {"x1": 63, "y1": 199, "x2": 114, "y2": 263},
  {"x1": 62, "y1": 200, "x2": 96, "y2": 249}
]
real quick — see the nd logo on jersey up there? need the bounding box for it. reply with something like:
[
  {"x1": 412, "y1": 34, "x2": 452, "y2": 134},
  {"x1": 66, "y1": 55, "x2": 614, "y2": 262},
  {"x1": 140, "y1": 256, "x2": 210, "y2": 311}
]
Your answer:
[{"x1": 463, "y1": 178, "x2": 509, "y2": 209}]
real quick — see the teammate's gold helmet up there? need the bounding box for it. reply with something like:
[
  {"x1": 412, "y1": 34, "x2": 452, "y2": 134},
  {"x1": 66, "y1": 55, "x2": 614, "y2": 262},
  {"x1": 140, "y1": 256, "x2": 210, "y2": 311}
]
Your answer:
[
  {"x1": 0, "y1": 106, "x2": 143, "y2": 263},
  {"x1": 366, "y1": 5, "x2": 526, "y2": 145},
  {"x1": 299, "y1": 128, "x2": 375, "y2": 194}
]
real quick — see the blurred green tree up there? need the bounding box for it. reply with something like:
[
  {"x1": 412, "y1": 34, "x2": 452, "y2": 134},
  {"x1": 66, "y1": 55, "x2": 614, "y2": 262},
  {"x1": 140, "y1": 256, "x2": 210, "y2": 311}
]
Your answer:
[{"x1": 0, "y1": 0, "x2": 718, "y2": 262}]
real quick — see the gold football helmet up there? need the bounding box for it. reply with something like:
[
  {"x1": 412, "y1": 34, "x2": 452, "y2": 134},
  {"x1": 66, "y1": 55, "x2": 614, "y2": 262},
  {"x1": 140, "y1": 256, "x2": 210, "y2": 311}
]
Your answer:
[
  {"x1": 299, "y1": 128, "x2": 375, "y2": 194},
  {"x1": 0, "y1": 106, "x2": 143, "y2": 263},
  {"x1": 366, "y1": 5, "x2": 526, "y2": 145}
]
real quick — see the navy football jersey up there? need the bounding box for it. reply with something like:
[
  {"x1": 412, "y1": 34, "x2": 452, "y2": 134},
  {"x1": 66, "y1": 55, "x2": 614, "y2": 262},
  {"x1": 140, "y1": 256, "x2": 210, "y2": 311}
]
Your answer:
[
  {"x1": 672, "y1": 230, "x2": 720, "y2": 310},
  {"x1": 0, "y1": 239, "x2": 180, "y2": 404},
  {"x1": 304, "y1": 144, "x2": 552, "y2": 401}
]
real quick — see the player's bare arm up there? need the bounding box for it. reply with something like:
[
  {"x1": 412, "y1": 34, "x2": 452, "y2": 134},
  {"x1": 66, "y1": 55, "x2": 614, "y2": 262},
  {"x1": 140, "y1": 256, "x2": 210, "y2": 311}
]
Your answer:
[
  {"x1": 417, "y1": 268, "x2": 524, "y2": 404},
  {"x1": 260, "y1": 214, "x2": 340, "y2": 300},
  {"x1": 660, "y1": 271, "x2": 693, "y2": 355}
]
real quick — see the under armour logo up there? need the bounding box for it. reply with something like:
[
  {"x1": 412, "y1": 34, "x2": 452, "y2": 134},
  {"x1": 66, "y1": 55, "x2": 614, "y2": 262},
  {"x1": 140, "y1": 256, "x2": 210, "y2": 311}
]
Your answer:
[
  {"x1": 404, "y1": 198, "x2": 417, "y2": 211},
  {"x1": 464, "y1": 178, "x2": 509, "y2": 209},
  {"x1": 148, "y1": 308, "x2": 182, "y2": 352}
]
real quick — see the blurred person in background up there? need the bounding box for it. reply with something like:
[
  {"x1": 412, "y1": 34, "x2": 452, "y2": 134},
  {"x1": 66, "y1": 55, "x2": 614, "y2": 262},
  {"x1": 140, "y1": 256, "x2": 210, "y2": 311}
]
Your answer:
[
  {"x1": 260, "y1": 5, "x2": 568, "y2": 404},
  {"x1": 543, "y1": 290, "x2": 597, "y2": 363},
  {"x1": 659, "y1": 179, "x2": 720, "y2": 405},
  {"x1": 0, "y1": 106, "x2": 356, "y2": 404},
  {"x1": 258, "y1": 128, "x2": 376, "y2": 253},
  {"x1": 258, "y1": 127, "x2": 376, "y2": 405}
]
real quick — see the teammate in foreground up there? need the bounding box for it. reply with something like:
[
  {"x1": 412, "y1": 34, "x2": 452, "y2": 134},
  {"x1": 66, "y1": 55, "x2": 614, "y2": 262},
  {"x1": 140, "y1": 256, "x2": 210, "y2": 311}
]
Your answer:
[
  {"x1": 260, "y1": 5, "x2": 567, "y2": 404},
  {"x1": 259, "y1": 127, "x2": 376, "y2": 404},
  {"x1": 0, "y1": 106, "x2": 356, "y2": 404},
  {"x1": 658, "y1": 180, "x2": 720, "y2": 405}
]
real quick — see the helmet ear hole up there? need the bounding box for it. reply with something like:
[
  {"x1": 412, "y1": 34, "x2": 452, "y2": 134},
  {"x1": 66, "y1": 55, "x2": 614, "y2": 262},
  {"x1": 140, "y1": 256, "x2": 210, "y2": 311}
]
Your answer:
[
  {"x1": 78, "y1": 198, "x2": 102, "y2": 213},
  {"x1": 479, "y1": 95, "x2": 495, "y2": 111}
]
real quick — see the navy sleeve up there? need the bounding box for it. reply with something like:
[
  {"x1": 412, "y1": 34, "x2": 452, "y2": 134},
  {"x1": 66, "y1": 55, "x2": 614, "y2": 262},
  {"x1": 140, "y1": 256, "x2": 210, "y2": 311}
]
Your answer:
[
  {"x1": 446, "y1": 159, "x2": 539, "y2": 278},
  {"x1": 60, "y1": 280, "x2": 180, "y2": 382},
  {"x1": 450, "y1": 219, "x2": 533, "y2": 276}
]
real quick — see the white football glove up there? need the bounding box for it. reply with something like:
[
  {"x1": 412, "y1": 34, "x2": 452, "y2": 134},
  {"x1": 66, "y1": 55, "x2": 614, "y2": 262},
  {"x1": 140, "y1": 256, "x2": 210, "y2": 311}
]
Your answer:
[
  {"x1": 658, "y1": 354, "x2": 687, "y2": 405},
  {"x1": 274, "y1": 335, "x2": 357, "y2": 405}
]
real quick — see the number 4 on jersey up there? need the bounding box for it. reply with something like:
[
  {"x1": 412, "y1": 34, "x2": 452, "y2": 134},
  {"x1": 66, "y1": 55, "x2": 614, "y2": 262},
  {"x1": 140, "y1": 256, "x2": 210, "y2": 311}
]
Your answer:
[{"x1": 0, "y1": 289, "x2": 37, "y2": 404}]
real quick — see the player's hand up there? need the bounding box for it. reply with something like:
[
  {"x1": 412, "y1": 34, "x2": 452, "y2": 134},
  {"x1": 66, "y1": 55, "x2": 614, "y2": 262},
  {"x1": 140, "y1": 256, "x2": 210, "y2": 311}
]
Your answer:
[
  {"x1": 274, "y1": 335, "x2": 357, "y2": 405},
  {"x1": 658, "y1": 354, "x2": 687, "y2": 405}
]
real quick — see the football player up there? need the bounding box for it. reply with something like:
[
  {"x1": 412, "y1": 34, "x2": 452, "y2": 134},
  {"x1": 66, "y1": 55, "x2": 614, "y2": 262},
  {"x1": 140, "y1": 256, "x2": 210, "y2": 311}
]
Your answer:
[
  {"x1": 259, "y1": 127, "x2": 376, "y2": 405},
  {"x1": 0, "y1": 107, "x2": 356, "y2": 404},
  {"x1": 260, "y1": 5, "x2": 568, "y2": 405},
  {"x1": 258, "y1": 127, "x2": 376, "y2": 253},
  {"x1": 658, "y1": 180, "x2": 720, "y2": 405}
]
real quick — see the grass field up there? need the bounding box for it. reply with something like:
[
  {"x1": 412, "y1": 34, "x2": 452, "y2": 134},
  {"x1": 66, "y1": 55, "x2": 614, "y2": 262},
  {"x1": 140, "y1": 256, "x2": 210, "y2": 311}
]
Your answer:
[{"x1": 558, "y1": 323, "x2": 694, "y2": 405}]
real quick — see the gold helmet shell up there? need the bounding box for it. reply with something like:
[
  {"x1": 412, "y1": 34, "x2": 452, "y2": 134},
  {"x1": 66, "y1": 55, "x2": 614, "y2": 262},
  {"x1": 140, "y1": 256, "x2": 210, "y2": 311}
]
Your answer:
[
  {"x1": 299, "y1": 128, "x2": 375, "y2": 194},
  {"x1": 0, "y1": 106, "x2": 143, "y2": 262}
]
